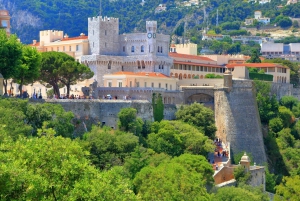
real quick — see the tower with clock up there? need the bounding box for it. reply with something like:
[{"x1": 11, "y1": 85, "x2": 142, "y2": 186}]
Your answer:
[{"x1": 146, "y1": 21, "x2": 157, "y2": 55}]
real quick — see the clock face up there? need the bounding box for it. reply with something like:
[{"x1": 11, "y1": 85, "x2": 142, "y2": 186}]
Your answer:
[
  {"x1": 147, "y1": 33, "x2": 152, "y2": 39},
  {"x1": 153, "y1": 33, "x2": 156, "y2": 38}
]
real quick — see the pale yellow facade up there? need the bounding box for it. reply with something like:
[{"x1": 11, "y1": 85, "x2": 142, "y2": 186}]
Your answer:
[
  {"x1": 31, "y1": 30, "x2": 89, "y2": 62},
  {"x1": 173, "y1": 43, "x2": 198, "y2": 55},
  {"x1": 24, "y1": 30, "x2": 93, "y2": 98},
  {"x1": 103, "y1": 72, "x2": 179, "y2": 91}
]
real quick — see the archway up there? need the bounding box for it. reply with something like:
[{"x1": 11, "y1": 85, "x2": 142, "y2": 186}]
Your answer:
[{"x1": 186, "y1": 93, "x2": 214, "y2": 110}]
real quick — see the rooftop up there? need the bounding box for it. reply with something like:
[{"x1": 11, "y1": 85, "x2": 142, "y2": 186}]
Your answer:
[
  {"x1": 226, "y1": 63, "x2": 288, "y2": 68},
  {"x1": 169, "y1": 52, "x2": 215, "y2": 62},
  {"x1": 110, "y1": 71, "x2": 170, "y2": 78}
]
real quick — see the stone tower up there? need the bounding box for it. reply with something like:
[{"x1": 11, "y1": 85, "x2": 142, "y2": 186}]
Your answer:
[
  {"x1": 146, "y1": 21, "x2": 157, "y2": 56},
  {"x1": 88, "y1": 16, "x2": 119, "y2": 55},
  {"x1": 223, "y1": 68, "x2": 233, "y2": 92}
]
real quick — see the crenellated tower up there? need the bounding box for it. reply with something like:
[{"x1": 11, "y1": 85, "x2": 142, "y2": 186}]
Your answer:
[{"x1": 88, "y1": 16, "x2": 119, "y2": 55}]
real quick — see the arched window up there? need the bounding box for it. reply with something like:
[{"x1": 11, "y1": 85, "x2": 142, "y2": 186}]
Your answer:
[
  {"x1": 131, "y1": 46, "x2": 135, "y2": 52},
  {"x1": 141, "y1": 45, "x2": 144, "y2": 52}
]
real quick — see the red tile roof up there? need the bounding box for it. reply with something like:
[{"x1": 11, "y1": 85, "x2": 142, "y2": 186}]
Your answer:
[
  {"x1": 111, "y1": 71, "x2": 170, "y2": 78},
  {"x1": 226, "y1": 63, "x2": 288, "y2": 68},
  {"x1": 29, "y1": 42, "x2": 40, "y2": 47},
  {"x1": 61, "y1": 35, "x2": 88, "y2": 41},
  {"x1": 174, "y1": 60, "x2": 223, "y2": 68},
  {"x1": 29, "y1": 35, "x2": 88, "y2": 46},
  {"x1": 169, "y1": 52, "x2": 215, "y2": 62}
]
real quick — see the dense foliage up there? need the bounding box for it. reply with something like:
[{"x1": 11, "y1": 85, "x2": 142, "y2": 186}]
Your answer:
[
  {"x1": 0, "y1": 97, "x2": 271, "y2": 199},
  {"x1": 253, "y1": 80, "x2": 300, "y2": 198}
]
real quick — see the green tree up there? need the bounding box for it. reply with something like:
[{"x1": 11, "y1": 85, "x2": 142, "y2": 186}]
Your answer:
[
  {"x1": 269, "y1": 118, "x2": 284, "y2": 133},
  {"x1": 233, "y1": 165, "x2": 252, "y2": 185},
  {"x1": 58, "y1": 60, "x2": 94, "y2": 97},
  {"x1": 152, "y1": 93, "x2": 164, "y2": 122},
  {"x1": 25, "y1": 103, "x2": 75, "y2": 137},
  {"x1": 14, "y1": 45, "x2": 41, "y2": 96},
  {"x1": 278, "y1": 17, "x2": 292, "y2": 28},
  {"x1": 117, "y1": 107, "x2": 143, "y2": 135},
  {"x1": 212, "y1": 186, "x2": 269, "y2": 201},
  {"x1": 275, "y1": 175, "x2": 300, "y2": 201},
  {"x1": 147, "y1": 120, "x2": 214, "y2": 157},
  {"x1": 83, "y1": 126, "x2": 139, "y2": 169},
  {"x1": 280, "y1": 96, "x2": 299, "y2": 111},
  {"x1": 176, "y1": 102, "x2": 217, "y2": 138},
  {"x1": 0, "y1": 29, "x2": 23, "y2": 95},
  {"x1": 0, "y1": 100, "x2": 32, "y2": 139},
  {"x1": 247, "y1": 49, "x2": 261, "y2": 63},
  {"x1": 39, "y1": 52, "x2": 75, "y2": 97},
  {"x1": 254, "y1": 80, "x2": 279, "y2": 123},
  {"x1": 0, "y1": 130, "x2": 137, "y2": 200},
  {"x1": 133, "y1": 154, "x2": 212, "y2": 201},
  {"x1": 278, "y1": 106, "x2": 294, "y2": 128}
]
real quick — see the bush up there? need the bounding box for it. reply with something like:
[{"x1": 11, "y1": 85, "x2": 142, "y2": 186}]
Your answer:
[{"x1": 249, "y1": 72, "x2": 273, "y2": 81}]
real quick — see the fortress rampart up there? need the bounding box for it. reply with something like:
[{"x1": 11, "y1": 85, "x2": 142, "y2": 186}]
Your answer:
[
  {"x1": 214, "y1": 80, "x2": 267, "y2": 165},
  {"x1": 36, "y1": 80, "x2": 293, "y2": 164}
]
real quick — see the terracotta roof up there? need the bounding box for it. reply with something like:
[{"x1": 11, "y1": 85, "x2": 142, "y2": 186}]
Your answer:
[
  {"x1": 61, "y1": 35, "x2": 88, "y2": 41},
  {"x1": 170, "y1": 44, "x2": 176, "y2": 47},
  {"x1": 111, "y1": 71, "x2": 170, "y2": 78},
  {"x1": 174, "y1": 60, "x2": 223, "y2": 68},
  {"x1": 29, "y1": 42, "x2": 40, "y2": 47},
  {"x1": 169, "y1": 52, "x2": 215, "y2": 62},
  {"x1": 226, "y1": 63, "x2": 288, "y2": 68},
  {"x1": 29, "y1": 35, "x2": 88, "y2": 46}
]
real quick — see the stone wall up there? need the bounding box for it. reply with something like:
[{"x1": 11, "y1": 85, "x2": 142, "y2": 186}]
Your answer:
[
  {"x1": 214, "y1": 80, "x2": 267, "y2": 165},
  {"x1": 44, "y1": 99, "x2": 178, "y2": 131},
  {"x1": 271, "y1": 83, "x2": 293, "y2": 100}
]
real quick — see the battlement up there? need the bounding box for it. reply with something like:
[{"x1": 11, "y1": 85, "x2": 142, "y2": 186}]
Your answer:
[
  {"x1": 39, "y1": 30, "x2": 64, "y2": 44},
  {"x1": 40, "y1": 30, "x2": 64, "y2": 37},
  {"x1": 0, "y1": 10, "x2": 9, "y2": 16},
  {"x1": 146, "y1": 21, "x2": 157, "y2": 26},
  {"x1": 88, "y1": 16, "x2": 118, "y2": 23}
]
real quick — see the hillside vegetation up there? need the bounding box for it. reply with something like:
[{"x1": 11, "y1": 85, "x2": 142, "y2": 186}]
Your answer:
[{"x1": 1, "y1": 0, "x2": 299, "y2": 45}]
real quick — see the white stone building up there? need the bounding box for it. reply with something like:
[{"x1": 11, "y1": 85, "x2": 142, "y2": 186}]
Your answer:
[{"x1": 81, "y1": 16, "x2": 173, "y2": 87}]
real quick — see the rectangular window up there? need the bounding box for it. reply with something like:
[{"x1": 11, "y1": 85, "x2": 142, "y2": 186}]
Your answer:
[
  {"x1": 105, "y1": 30, "x2": 107, "y2": 35},
  {"x1": 123, "y1": 46, "x2": 125, "y2": 52},
  {"x1": 144, "y1": 82, "x2": 147, "y2": 87},
  {"x1": 136, "y1": 82, "x2": 140, "y2": 87},
  {"x1": 69, "y1": 46, "x2": 71, "y2": 51},
  {"x1": 118, "y1": 82, "x2": 122, "y2": 87},
  {"x1": 151, "y1": 82, "x2": 154, "y2": 88},
  {"x1": 159, "y1": 83, "x2": 161, "y2": 88},
  {"x1": 130, "y1": 81, "x2": 132, "y2": 87},
  {"x1": 170, "y1": 85, "x2": 172, "y2": 90},
  {"x1": 76, "y1": 45, "x2": 79, "y2": 51},
  {"x1": 165, "y1": 84, "x2": 168, "y2": 90},
  {"x1": 108, "y1": 81, "x2": 112, "y2": 87},
  {"x1": 1, "y1": 20, "x2": 8, "y2": 27}
]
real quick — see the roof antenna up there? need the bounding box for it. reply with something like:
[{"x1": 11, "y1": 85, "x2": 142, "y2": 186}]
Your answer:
[{"x1": 99, "y1": 0, "x2": 102, "y2": 16}]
